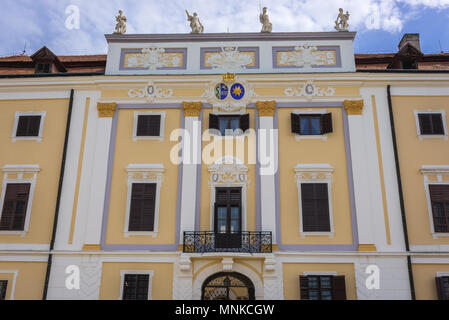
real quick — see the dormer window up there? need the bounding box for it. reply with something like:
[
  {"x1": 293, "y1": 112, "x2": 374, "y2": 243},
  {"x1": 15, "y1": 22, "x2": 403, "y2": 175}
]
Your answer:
[{"x1": 35, "y1": 63, "x2": 52, "y2": 74}]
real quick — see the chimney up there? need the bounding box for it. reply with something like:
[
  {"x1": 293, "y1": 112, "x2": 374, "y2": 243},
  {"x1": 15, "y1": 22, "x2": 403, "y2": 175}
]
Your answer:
[{"x1": 398, "y1": 33, "x2": 421, "y2": 52}]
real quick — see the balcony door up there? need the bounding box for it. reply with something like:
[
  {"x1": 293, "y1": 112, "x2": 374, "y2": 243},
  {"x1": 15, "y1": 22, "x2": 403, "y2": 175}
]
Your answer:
[{"x1": 214, "y1": 188, "x2": 242, "y2": 249}]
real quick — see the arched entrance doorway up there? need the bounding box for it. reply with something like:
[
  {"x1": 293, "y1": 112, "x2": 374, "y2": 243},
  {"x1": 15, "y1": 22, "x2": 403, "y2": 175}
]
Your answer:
[{"x1": 201, "y1": 272, "x2": 255, "y2": 300}]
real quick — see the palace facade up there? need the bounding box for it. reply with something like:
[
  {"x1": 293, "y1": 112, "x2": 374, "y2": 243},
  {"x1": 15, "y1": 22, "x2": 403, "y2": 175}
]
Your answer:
[{"x1": 0, "y1": 30, "x2": 448, "y2": 300}]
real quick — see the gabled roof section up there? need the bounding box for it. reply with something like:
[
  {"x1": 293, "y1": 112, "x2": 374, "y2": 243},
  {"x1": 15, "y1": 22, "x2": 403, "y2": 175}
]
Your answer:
[{"x1": 30, "y1": 46, "x2": 67, "y2": 72}]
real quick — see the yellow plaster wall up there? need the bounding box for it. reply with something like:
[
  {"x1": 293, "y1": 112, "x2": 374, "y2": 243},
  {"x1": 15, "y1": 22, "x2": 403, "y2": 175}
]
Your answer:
[
  {"x1": 277, "y1": 107, "x2": 353, "y2": 245},
  {"x1": 0, "y1": 99, "x2": 68, "y2": 244},
  {"x1": 200, "y1": 108, "x2": 257, "y2": 232},
  {"x1": 100, "y1": 262, "x2": 173, "y2": 300},
  {"x1": 282, "y1": 263, "x2": 357, "y2": 300},
  {"x1": 412, "y1": 264, "x2": 449, "y2": 300},
  {"x1": 105, "y1": 108, "x2": 180, "y2": 245},
  {"x1": 392, "y1": 96, "x2": 449, "y2": 244},
  {"x1": 0, "y1": 261, "x2": 47, "y2": 300}
]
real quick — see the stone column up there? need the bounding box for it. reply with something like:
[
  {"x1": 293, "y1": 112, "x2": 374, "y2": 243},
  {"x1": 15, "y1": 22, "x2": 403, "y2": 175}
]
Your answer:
[
  {"x1": 179, "y1": 102, "x2": 202, "y2": 243},
  {"x1": 344, "y1": 100, "x2": 376, "y2": 251},
  {"x1": 257, "y1": 101, "x2": 278, "y2": 244},
  {"x1": 82, "y1": 103, "x2": 117, "y2": 250}
]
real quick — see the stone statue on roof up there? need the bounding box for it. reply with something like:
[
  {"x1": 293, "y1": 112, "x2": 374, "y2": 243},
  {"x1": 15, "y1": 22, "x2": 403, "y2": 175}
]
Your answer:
[
  {"x1": 114, "y1": 10, "x2": 127, "y2": 34},
  {"x1": 334, "y1": 8, "x2": 350, "y2": 32},
  {"x1": 259, "y1": 7, "x2": 273, "y2": 33},
  {"x1": 186, "y1": 10, "x2": 204, "y2": 34}
]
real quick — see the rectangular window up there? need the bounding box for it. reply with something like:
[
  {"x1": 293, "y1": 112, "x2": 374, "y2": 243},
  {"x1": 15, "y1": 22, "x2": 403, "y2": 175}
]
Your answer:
[
  {"x1": 35, "y1": 63, "x2": 52, "y2": 74},
  {"x1": 214, "y1": 188, "x2": 242, "y2": 249},
  {"x1": 209, "y1": 114, "x2": 250, "y2": 136},
  {"x1": 122, "y1": 274, "x2": 149, "y2": 300},
  {"x1": 418, "y1": 113, "x2": 445, "y2": 135},
  {"x1": 0, "y1": 280, "x2": 7, "y2": 300},
  {"x1": 429, "y1": 185, "x2": 449, "y2": 233},
  {"x1": 301, "y1": 183, "x2": 331, "y2": 232},
  {"x1": 0, "y1": 183, "x2": 31, "y2": 231},
  {"x1": 436, "y1": 277, "x2": 449, "y2": 300},
  {"x1": 291, "y1": 113, "x2": 333, "y2": 136},
  {"x1": 128, "y1": 183, "x2": 156, "y2": 232},
  {"x1": 300, "y1": 275, "x2": 346, "y2": 300},
  {"x1": 136, "y1": 115, "x2": 161, "y2": 137},
  {"x1": 16, "y1": 116, "x2": 41, "y2": 137}
]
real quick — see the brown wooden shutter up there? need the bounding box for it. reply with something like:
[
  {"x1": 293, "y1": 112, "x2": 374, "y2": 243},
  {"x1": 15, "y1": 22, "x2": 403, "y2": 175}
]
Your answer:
[
  {"x1": 436, "y1": 277, "x2": 449, "y2": 300},
  {"x1": 16, "y1": 116, "x2": 41, "y2": 137},
  {"x1": 429, "y1": 185, "x2": 449, "y2": 233},
  {"x1": 320, "y1": 113, "x2": 333, "y2": 134},
  {"x1": 128, "y1": 183, "x2": 156, "y2": 232},
  {"x1": 332, "y1": 275, "x2": 347, "y2": 300},
  {"x1": 239, "y1": 114, "x2": 250, "y2": 132},
  {"x1": 0, "y1": 183, "x2": 30, "y2": 231},
  {"x1": 0, "y1": 280, "x2": 7, "y2": 300},
  {"x1": 136, "y1": 115, "x2": 161, "y2": 136},
  {"x1": 301, "y1": 184, "x2": 331, "y2": 232},
  {"x1": 123, "y1": 274, "x2": 149, "y2": 300},
  {"x1": 299, "y1": 276, "x2": 309, "y2": 300},
  {"x1": 432, "y1": 114, "x2": 444, "y2": 134},
  {"x1": 291, "y1": 113, "x2": 300, "y2": 134},
  {"x1": 209, "y1": 114, "x2": 219, "y2": 131}
]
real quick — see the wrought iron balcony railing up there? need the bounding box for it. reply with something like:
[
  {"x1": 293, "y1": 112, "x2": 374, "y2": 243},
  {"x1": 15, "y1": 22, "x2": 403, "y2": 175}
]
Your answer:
[{"x1": 183, "y1": 231, "x2": 272, "y2": 253}]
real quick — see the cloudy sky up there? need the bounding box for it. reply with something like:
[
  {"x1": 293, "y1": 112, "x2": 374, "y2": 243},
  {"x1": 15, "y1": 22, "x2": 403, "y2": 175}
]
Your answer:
[{"x1": 2, "y1": 0, "x2": 449, "y2": 57}]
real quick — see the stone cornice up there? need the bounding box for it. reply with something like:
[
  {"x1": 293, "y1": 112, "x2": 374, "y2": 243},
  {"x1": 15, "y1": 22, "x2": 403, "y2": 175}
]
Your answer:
[
  {"x1": 97, "y1": 102, "x2": 117, "y2": 118},
  {"x1": 183, "y1": 102, "x2": 202, "y2": 117},
  {"x1": 256, "y1": 101, "x2": 276, "y2": 117},
  {"x1": 344, "y1": 99, "x2": 364, "y2": 115}
]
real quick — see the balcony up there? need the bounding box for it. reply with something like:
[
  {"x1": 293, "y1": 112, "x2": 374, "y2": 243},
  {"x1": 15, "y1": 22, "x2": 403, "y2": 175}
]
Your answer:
[{"x1": 183, "y1": 231, "x2": 272, "y2": 253}]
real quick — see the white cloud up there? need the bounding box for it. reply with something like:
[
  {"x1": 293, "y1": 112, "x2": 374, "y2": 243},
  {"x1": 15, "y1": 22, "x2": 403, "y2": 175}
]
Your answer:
[{"x1": 0, "y1": 0, "x2": 448, "y2": 55}]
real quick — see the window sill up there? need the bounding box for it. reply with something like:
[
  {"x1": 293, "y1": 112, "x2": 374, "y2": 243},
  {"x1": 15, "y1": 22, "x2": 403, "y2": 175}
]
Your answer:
[
  {"x1": 124, "y1": 231, "x2": 158, "y2": 238},
  {"x1": 432, "y1": 232, "x2": 449, "y2": 240},
  {"x1": 295, "y1": 134, "x2": 328, "y2": 142},
  {"x1": 0, "y1": 230, "x2": 27, "y2": 237},
  {"x1": 300, "y1": 231, "x2": 334, "y2": 239},
  {"x1": 418, "y1": 134, "x2": 448, "y2": 141},
  {"x1": 132, "y1": 136, "x2": 164, "y2": 142},
  {"x1": 11, "y1": 137, "x2": 42, "y2": 143}
]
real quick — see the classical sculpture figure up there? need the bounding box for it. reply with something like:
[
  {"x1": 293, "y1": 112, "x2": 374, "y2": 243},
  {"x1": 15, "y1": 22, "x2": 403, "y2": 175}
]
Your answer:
[
  {"x1": 259, "y1": 7, "x2": 273, "y2": 33},
  {"x1": 114, "y1": 10, "x2": 127, "y2": 34},
  {"x1": 334, "y1": 8, "x2": 350, "y2": 32},
  {"x1": 186, "y1": 10, "x2": 204, "y2": 34}
]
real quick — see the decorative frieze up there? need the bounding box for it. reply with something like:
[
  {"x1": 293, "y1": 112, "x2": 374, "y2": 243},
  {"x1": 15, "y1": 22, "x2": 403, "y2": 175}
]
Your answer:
[
  {"x1": 183, "y1": 102, "x2": 202, "y2": 117},
  {"x1": 256, "y1": 101, "x2": 276, "y2": 117},
  {"x1": 97, "y1": 103, "x2": 117, "y2": 118},
  {"x1": 285, "y1": 80, "x2": 335, "y2": 101},
  {"x1": 208, "y1": 162, "x2": 249, "y2": 186},
  {"x1": 128, "y1": 81, "x2": 174, "y2": 102},
  {"x1": 344, "y1": 99, "x2": 364, "y2": 115}
]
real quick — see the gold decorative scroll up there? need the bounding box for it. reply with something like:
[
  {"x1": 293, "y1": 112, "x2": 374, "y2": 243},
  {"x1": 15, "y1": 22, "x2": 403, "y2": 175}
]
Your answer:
[
  {"x1": 344, "y1": 100, "x2": 364, "y2": 115},
  {"x1": 97, "y1": 103, "x2": 117, "y2": 118},
  {"x1": 256, "y1": 101, "x2": 276, "y2": 117},
  {"x1": 183, "y1": 102, "x2": 202, "y2": 117}
]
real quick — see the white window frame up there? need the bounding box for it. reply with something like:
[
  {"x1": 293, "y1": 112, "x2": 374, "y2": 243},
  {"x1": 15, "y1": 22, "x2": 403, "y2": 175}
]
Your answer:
[
  {"x1": 11, "y1": 111, "x2": 46, "y2": 142},
  {"x1": 295, "y1": 164, "x2": 335, "y2": 238},
  {"x1": 0, "y1": 165, "x2": 40, "y2": 236},
  {"x1": 420, "y1": 165, "x2": 449, "y2": 239},
  {"x1": 293, "y1": 109, "x2": 329, "y2": 141},
  {"x1": 414, "y1": 110, "x2": 448, "y2": 140},
  {"x1": 133, "y1": 111, "x2": 166, "y2": 142},
  {"x1": 437, "y1": 272, "x2": 449, "y2": 277},
  {"x1": 0, "y1": 270, "x2": 18, "y2": 300},
  {"x1": 119, "y1": 270, "x2": 154, "y2": 300},
  {"x1": 208, "y1": 157, "x2": 249, "y2": 231},
  {"x1": 303, "y1": 271, "x2": 338, "y2": 276},
  {"x1": 124, "y1": 164, "x2": 164, "y2": 238}
]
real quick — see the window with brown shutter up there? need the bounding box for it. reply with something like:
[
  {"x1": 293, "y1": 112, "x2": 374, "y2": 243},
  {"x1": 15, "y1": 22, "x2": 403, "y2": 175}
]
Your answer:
[
  {"x1": 429, "y1": 185, "x2": 449, "y2": 233},
  {"x1": 299, "y1": 275, "x2": 346, "y2": 300},
  {"x1": 35, "y1": 63, "x2": 52, "y2": 74},
  {"x1": 128, "y1": 183, "x2": 156, "y2": 232},
  {"x1": 0, "y1": 280, "x2": 7, "y2": 300},
  {"x1": 16, "y1": 116, "x2": 41, "y2": 137},
  {"x1": 436, "y1": 276, "x2": 449, "y2": 300},
  {"x1": 301, "y1": 183, "x2": 331, "y2": 232},
  {"x1": 0, "y1": 183, "x2": 31, "y2": 231},
  {"x1": 122, "y1": 274, "x2": 149, "y2": 300},
  {"x1": 418, "y1": 113, "x2": 445, "y2": 135},
  {"x1": 291, "y1": 113, "x2": 333, "y2": 135},
  {"x1": 136, "y1": 115, "x2": 161, "y2": 137},
  {"x1": 209, "y1": 114, "x2": 250, "y2": 136}
]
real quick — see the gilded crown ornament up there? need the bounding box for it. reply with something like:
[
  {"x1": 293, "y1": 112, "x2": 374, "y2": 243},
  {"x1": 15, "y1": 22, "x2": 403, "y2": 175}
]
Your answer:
[{"x1": 222, "y1": 73, "x2": 236, "y2": 83}]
